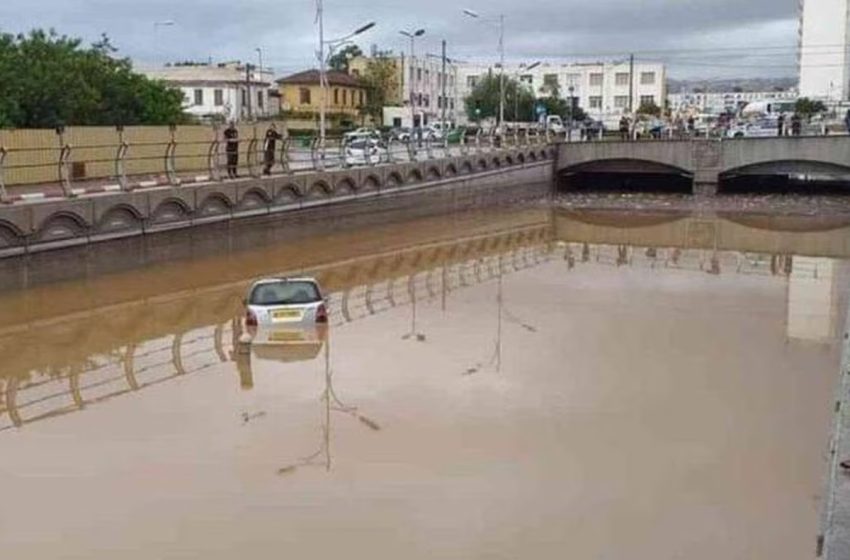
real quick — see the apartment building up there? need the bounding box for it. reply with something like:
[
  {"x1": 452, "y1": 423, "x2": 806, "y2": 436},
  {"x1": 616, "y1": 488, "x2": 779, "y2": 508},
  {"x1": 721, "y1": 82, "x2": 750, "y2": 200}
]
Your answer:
[{"x1": 456, "y1": 60, "x2": 666, "y2": 128}]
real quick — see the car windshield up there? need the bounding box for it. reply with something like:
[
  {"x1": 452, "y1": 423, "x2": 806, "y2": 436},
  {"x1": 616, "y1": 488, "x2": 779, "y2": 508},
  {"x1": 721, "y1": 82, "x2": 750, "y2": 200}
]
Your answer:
[
  {"x1": 250, "y1": 281, "x2": 321, "y2": 306},
  {"x1": 349, "y1": 140, "x2": 367, "y2": 149}
]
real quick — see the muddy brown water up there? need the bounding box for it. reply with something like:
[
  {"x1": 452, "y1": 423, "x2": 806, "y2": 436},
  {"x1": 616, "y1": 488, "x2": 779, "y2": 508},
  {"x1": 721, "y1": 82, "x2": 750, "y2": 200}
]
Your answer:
[{"x1": 0, "y1": 205, "x2": 848, "y2": 559}]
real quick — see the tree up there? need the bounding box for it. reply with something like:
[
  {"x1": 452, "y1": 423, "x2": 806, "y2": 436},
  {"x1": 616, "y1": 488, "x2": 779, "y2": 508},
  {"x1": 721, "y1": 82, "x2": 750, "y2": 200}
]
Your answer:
[
  {"x1": 0, "y1": 29, "x2": 187, "y2": 128},
  {"x1": 328, "y1": 45, "x2": 363, "y2": 72},
  {"x1": 795, "y1": 97, "x2": 827, "y2": 118},
  {"x1": 637, "y1": 101, "x2": 662, "y2": 117},
  {"x1": 359, "y1": 55, "x2": 398, "y2": 124},
  {"x1": 465, "y1": 73, "x2": 536, "y2": 122}
]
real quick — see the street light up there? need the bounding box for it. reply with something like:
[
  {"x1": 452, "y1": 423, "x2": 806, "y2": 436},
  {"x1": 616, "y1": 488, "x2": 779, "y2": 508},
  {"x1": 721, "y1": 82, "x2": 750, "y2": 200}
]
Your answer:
[
  {"x1": 463, "y1": 8, "x2": 505, "y2": 128},
  {"x1": 316, "y1": 0, "x2": 375, "y2": 152},
  {"x1": 400, "y1": 28, "x2": 426, "y2": 129}
]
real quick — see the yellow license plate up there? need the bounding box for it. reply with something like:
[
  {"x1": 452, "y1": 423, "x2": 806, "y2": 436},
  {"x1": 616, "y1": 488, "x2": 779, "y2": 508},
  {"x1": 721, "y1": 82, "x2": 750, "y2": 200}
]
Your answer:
[
  {"x1": 272, "y1": 310, "x2": 303, "y2": 321},
  {"x1": 269, "y1": 331, "x2": 306, "y2": 342}
]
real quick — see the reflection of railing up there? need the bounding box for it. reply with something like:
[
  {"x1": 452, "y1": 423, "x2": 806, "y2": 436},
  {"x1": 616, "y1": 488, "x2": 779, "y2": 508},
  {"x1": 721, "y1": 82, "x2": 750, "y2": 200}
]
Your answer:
[
  {"x1": 0, "y1": 242, "x2": 551, "y2": 433},
  {"x1": 558, "y1": 242, "x2": 795, "y2": 277}
]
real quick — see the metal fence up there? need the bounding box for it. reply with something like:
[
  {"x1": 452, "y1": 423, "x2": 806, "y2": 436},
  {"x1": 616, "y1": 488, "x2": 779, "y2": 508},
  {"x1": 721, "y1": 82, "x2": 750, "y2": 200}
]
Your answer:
[{"x1": 0, "y1": 124, "x2": 552, "y2": 203}]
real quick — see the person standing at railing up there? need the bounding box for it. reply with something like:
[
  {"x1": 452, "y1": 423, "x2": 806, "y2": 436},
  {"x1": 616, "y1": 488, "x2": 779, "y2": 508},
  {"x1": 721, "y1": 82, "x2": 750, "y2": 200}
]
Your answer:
[
  {"x1": 224, "y1": 121, "x2": 239, "y2": 179},
  {"x1": 263, "y1": 123, "x2": 283, "y2": 176}
]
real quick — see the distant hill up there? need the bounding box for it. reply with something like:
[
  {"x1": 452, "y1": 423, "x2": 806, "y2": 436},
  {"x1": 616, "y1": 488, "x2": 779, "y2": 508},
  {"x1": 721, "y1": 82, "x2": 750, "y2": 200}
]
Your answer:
[{"x1": 667, "y1": 77, "x2": 797, "y2": 94}]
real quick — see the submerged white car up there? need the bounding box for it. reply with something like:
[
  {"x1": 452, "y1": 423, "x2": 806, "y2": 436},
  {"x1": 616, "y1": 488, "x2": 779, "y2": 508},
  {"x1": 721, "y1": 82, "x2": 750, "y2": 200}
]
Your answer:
[{"x1": 244, "y1": 278, "x2": 327, "y2": 328}]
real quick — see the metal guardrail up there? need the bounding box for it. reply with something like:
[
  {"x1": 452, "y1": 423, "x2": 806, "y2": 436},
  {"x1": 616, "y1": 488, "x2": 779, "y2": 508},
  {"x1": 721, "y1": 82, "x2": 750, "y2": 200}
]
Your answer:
[{"x1": 0, "y1": 124, "x2": 554, "y2": 203}]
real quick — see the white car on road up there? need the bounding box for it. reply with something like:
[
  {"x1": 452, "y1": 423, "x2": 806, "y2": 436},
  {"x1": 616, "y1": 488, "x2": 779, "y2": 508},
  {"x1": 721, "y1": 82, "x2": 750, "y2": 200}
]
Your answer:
[
  {"x1": 344, "y1": 138, "x2": 384, "y2": 167},
  {"x1": 726, "y1": 119, "x2": 779, "y2": 138}
]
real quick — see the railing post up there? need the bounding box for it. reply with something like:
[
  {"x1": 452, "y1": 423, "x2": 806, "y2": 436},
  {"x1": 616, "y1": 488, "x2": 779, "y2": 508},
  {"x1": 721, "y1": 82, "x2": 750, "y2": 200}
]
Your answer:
[
  {"x1": 386, "y1": 138, "x2": 397, "y2": 164},
  {"x1": 247, "y1": 125, "x2": 260, "y2": 178},
  {"x1": 280, "y1": 137, "x2": 292, "y2": 174},
  {"x1": 311, "y1": 137, "x2": 322, "y2": 171},
  {"x1": 460, "y1": 131, "x2": 469, "y2": 156},
  {"x1": 406, "y1": 138, "x2": 416, "y2": 162},
  {"x1": 56, "y1": 126, "x2": 74, "y2": 197},
  {"x1": 0, "y1": 146, "x2": 8, "y2": 204},
  {"x1": 165, "y1": 124, "x2": 179, "y2": 186},
  {"x1": 475, "y1": 129, "x2": 482, "y2": 154},
  {"x1": 115, "y1": 125, "x2": 131, "y2": 191},
  {"x1": 425, "y1": 136, "x2": 435, "y2": 159},
  {"x1": 208, "y1": 123, "x2": 222, "y2": 182}
]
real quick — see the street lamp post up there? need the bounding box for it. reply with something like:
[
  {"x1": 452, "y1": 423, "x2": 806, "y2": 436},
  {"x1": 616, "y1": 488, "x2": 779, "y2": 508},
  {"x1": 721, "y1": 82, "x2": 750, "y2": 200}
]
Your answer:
[
  {"x1": 316, "y1": 0, "x2": 375, "y2": 151},
  {"x1": 463, "y1": 9, "x2": 505, "y2": 128},
  {"x1": 400, "y1": 29, "x2": 425, "y2": 129},
  {"x1": 255, "y1": 47, "x2": 264, "y2": 118}
]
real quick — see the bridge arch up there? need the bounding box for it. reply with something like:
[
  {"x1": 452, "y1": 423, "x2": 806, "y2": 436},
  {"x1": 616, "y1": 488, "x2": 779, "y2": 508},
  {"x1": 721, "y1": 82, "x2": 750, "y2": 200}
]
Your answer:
[
  {"x1": 306, "y1": 180, "x2": 333, "y2": 198},
  {"x1": 0, "y1": 219, "x2": 24, "y2": 247},
  {"x1": 361, "y1": 174, "x2": 381, "y2": 192},
  {"x1": 426, "y1": 166, "x2": 442, "y2": 181},
  {"x1": 238, "y1": 187, "x2": 272, "y2": 209},
  {"x1": 96, "y1": 204, "x2": 144, "y2": 234},
  {"x1": 152, "y1": 197, "x2": 192, "y2": 224},
  {"x1": 719, "y1": 159, "x2": 850, "y2": 194},
  {"x1": 408, "y1": 168, "x2": 424, "y2": 183},
  {"x1": 559, "y1": 158, "x2": 695, "y2": 194},
  {"x1": 36, "y1": 211, "x2": 89, "y2": 242},
  {"x1": 386, "y1": 171, "x2": 404, "y2": 188},
  {"x1": 336, "y1": 176, "x2": 358, "y2": 195},
  {"x1": 198, "y1": 192, "x2": 234, "y2": 217},
  {"x1": 445, "y1": 163, "x2": 458, "y2": 177},
  {"x1": 275, "y1": 183, "x2": 302, "y2": 205},
  {"x1": 477, "y1": 158, "x2": 488, "y2": 171},
  {"x1": 460, "y1": 160, "x2": 474, "y2": 174}
]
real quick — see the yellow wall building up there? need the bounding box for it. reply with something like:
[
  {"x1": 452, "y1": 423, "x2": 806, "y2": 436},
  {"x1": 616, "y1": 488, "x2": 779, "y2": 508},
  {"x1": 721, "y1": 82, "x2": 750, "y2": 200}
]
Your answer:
[{"x1": 277, "y1": 70, "x2": 367, "y2": 119}]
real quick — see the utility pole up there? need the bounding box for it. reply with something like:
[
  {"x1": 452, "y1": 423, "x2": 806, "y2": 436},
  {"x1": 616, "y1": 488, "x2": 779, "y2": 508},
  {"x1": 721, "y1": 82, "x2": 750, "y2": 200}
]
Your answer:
[
  {"x1": 628, "y1": 53, "x2": 635, "y2": 114},
  {"x1": 245, "y1": 63, "x2": 253, "y2": 120},
  {"x1": 499, "y1": 14, "x2": 505, "y2": 128},
  {"x1": 441, "y1": 40, "x2": 447, "y2": 126}
]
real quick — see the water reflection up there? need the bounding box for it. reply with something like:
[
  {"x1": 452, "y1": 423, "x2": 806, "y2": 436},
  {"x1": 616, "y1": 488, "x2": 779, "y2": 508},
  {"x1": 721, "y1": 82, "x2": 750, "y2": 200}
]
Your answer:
[{"x1": 2, "y1": 208, "x2": 850, "y2": 433}]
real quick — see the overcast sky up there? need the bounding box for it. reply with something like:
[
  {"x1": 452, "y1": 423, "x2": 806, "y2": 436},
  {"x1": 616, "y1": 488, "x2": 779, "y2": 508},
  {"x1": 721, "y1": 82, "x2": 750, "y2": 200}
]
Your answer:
[{"x1": 0, "y1": 0, "x2": 801, "y2": 79}]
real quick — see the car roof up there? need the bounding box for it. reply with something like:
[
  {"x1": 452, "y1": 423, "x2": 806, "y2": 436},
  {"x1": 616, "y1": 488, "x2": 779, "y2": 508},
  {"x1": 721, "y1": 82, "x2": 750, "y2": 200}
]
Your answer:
[{"x1": 250, "y1": 277, "x2": 320, "y2": 287}]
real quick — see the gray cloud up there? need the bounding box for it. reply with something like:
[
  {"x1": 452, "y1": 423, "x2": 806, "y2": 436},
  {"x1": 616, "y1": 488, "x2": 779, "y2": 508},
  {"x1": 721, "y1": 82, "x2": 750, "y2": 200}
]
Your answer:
[{"x1": 0, "y1": 0, "x2": 801, "y2": 78}]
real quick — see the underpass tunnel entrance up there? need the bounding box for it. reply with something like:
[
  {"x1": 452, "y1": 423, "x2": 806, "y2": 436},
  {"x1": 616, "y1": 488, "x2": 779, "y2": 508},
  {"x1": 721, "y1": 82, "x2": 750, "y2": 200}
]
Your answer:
[
  {"x1": 719, "y1": 161, "x2": 850, "y2": 195},
  {"x1": 558, "y1": 159, "x2": 694, "y2": 194}
]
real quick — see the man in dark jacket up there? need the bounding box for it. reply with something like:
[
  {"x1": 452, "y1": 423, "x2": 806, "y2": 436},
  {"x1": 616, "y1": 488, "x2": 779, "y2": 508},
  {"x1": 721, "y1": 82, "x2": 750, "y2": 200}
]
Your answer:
[
  {"x1": 263, "y1": 124, "x2": 284, "y2": 175},
  {"x1": 224, "y1": 122, "x2": 239, "y2": 179}
]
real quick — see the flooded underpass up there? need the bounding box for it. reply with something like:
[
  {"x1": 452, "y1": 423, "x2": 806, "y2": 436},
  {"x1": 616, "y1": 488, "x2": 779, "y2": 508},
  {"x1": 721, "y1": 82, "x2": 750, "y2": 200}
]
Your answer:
[{"x1": 1, "y1": 203, "x2": 849, "y2": 559}]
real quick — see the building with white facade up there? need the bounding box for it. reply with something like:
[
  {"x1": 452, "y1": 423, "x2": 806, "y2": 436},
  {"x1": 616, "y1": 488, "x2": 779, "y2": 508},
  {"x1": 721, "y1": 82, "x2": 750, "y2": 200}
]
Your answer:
[
  {"x1": 798, "y1": 0, "x2": 850, "y2": 101},
  {"x1": 145, "y1": 63, "x2": 278, "y2": 122},
  {"x1": 667, "y1": 90, "x2": 798, "y2": 116},
  {"x1": 349, "y1": 54, "x2": 460, "y2": 127},
  {"x1": 456, "y1": 60, "x2": 666, "y2": 128}
]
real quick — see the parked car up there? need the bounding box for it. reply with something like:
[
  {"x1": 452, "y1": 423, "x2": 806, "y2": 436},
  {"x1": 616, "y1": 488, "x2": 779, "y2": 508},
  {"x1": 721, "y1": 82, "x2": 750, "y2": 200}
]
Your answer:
[
  {"x1": 344, "y1": 138, "x2": 384, "y2": 166},
  {"x1": 343, "y1": 127, "x2": 380, "y2": 142},
  {"x1": 243, "y1": 277, "x2": 327, "y2": 329},
  {"x1": 726, "y1": 118, "x2": 779, "y2": 138}
]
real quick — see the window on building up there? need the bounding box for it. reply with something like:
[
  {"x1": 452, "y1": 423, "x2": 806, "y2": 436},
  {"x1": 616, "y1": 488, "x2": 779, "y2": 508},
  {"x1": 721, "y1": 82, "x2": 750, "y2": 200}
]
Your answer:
[
  {"x1": 417, "y1": 93, "x2": 422, "y2": 106},
  {"x1": 614, "y1": 95, "x2": 629, "y2": 108},
  {"x1": 214, "y1": 89, "x2": 224, "y2": 106},
  {"x1": 257, "y1": 90, "x2": 264, "y2": 109},
  {"x1": 520, "y1": 74, "x2": 533, "y2": 85},
  {"x1": 342, "y1": 89, "x2": 348, "y2": 105},
  {"x1": 299, "y1": 87, "x2": 311, "y2": 105},
  {"x1": 424, "y1": 94, "x2": 430, "y2": 108},
  {"x1": 359, "y1": 90, "x2": 364, "y2": 106},
  {"x1": 417, "y1": 68, "x2": 422, "y2": 82},
  {"x1": 351, "y1": 69, "x2": 360, "y2": 77},
  {"x1": 543, "y1": 74, "x2": 558, "y2": 88},
  {"x1": 640, "y1": 95, "x2": 656, "y2": 106},
  {"x1": 241, "y1": 89, "x2": 247, "y2": 105},
  {"x1": 615, "y1": 73, "x2": 630, "y2": 86},
  {"x1": 565, "y1": 73, "x2": 581, "y2": 87},
  {"x1": 589, "y1": 73, "x2": 603, "y2": 87},
  {"x1": 193, "y1": 89, "x2": 203, "y2": 106},
  {"x1": 467, "y1": 75, "x2": 479, "y2": 89},
  {"x1": 334, "y1": 88, "x2": 339, "y2": 104},
  {"x1": 450, "y1": 98, "x2": 454, "y2": 110},
  {"x1": 425, "y1": 70, "x2": 430, "y2": 83},
  {"x1": 640, "y1": 72, "x2": 656, "y2": 85},
  {"x1": 589, "y1": 96, "x2": 603, "y2": 109}
]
